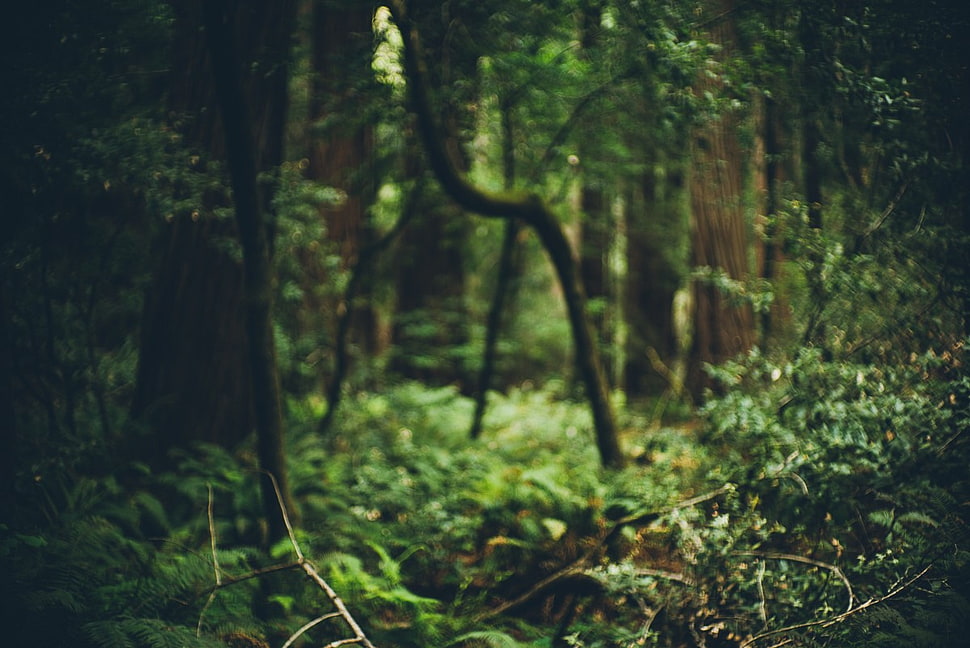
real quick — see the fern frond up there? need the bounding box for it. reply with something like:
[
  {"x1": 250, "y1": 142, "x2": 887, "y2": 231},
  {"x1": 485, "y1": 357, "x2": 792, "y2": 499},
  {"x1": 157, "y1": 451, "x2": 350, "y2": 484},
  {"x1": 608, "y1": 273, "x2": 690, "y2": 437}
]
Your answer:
[{"x1": 449, "y1": 630, "x2": 527, "y2": 648}]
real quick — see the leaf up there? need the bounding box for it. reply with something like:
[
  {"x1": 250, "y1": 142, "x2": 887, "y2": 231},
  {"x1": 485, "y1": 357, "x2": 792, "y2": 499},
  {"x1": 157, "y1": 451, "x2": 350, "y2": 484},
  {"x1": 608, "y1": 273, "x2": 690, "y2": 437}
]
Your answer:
[
  {"x1": 449, "y1": 630, "x2": 526, "y2": 648},
  {"x1": 541, "y1": 518, "x2": 568, "y2": 541}
]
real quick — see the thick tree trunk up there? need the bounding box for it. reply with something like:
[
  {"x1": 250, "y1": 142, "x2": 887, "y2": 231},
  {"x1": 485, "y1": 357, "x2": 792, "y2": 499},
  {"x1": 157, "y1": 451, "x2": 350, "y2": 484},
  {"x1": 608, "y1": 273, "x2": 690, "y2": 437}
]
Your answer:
[
  {"x1": 307, "y1": 1, "x2": 380, "y2": 373},
  {"x1": 133, "y1": 0, "x2": 295, "y2": 463},
  {"x1": 624, "y1": 163, "x2": 683, "y2": 398},
  {"x1": 132, "y1": 0, "x2": 249, "y2": 457},
  {"x1": 686, "y1": 0, "x2": 755, "y2": 399},
  {"x1": 390, "y1": 0, "x2": 623, "y2": 468},
  {"x1": 201, "y1": 0, "x2": 297, "y2": 543}
]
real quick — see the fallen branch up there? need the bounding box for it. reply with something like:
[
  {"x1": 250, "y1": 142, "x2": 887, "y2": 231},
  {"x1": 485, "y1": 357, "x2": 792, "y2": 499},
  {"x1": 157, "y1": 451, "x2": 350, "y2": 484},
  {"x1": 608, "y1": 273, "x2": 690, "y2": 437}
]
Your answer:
[
  {"x1": 739, "y1": 563, "x2": 933, "y2": 648},
  {"x1": 196, "y1": 474, "x2": 378, "y2": 648},
  {"x1": 197, "y1": 485, "x2": 223, "y2": 636},
  {"x1": 733, "y1": 550, "x2": 855, "y2": 613},
  {"x1": 264, "y1": 471, "x2": 377, "y2": 648},
  {"x1": 479, "y1": 484, "x2": 733, "y2": 620}
]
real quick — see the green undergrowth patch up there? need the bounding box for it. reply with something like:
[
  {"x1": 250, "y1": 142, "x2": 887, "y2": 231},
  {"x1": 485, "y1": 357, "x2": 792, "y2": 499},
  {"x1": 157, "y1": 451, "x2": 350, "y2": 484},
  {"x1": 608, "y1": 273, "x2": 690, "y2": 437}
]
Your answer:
[{"x1": 4, "y1": 362, "x2": 967, "y2": 648}]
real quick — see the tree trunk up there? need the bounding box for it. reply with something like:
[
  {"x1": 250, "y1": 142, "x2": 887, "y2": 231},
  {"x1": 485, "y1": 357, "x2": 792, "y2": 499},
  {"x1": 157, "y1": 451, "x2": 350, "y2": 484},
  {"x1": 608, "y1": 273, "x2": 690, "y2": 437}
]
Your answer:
[
  {"x1": 131, "y1": 0, "x2": 251, "y2": 457},
  {"x1": 307, "y1": 1, "x2": 380, "y2": 376},
  {"x1": 470, "y1": 100, "x2": 523, "y2": 439},
  {"x1": 389, "y1": 0, "x2": 623, "y2": 468},
  {"x1": 686, "y1": 0, "x2": 755, "y2": 399},
  {"x1": 201, "y1": 0, "x2": 297, "y2": 544},
  {"x1": 624, "y1": 162, "x2": 683, "y2": 398},
  {"x1": 390, "y1": 2, "x2": 474, "y2": 389},
  {"x1": 578, "y1": 0, "x2": 614, "y2": 383},
  {"x1": 755, "y1": 90, "x2": 792, "y2": 348}
]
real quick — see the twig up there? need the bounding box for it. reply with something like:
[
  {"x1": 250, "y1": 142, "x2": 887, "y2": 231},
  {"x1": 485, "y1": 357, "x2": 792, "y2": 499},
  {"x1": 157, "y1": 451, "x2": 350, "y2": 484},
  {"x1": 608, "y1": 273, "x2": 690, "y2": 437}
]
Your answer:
[
  {"x1": 755, "y1": 559, "x2": 768, "y2": 629},
  {"x1": 733, "y1": 551, "x2": 855, "y2": 612},
  {"x1": 194, "y1": 473, "x2": 377, "y2": 648},
  {"x1": 739, "y1": 564, "x2": 932, "y2": 648},
  {"x1": 479, "y1": 484, "x2": 733, "y2": 620},
  {"x1": 197, "y1": 484, "x2": 222, "y2": 637},
  {"x1": 263, "y1": 471, "x2": 378, "y2": 648},
  {"x1": 281, "y1": 613, "x2": 342, "y2": 648},
  {"x1": 862, "y1": 180, "x2": 909, "y2": 238}
]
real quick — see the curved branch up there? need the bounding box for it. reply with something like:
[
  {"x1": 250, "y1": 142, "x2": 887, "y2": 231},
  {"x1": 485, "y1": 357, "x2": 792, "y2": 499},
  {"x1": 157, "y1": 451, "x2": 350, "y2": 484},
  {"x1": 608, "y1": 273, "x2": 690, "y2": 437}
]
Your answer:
[
  {"x1": 387, "y1": 0, "x2": 622, "y2": 468},
  {"x1": 733, "y1": 550, "x2": 854, "y2": 613},
  {"x1": 739, "y1": 564, "x2": 933, "y2": 648}
]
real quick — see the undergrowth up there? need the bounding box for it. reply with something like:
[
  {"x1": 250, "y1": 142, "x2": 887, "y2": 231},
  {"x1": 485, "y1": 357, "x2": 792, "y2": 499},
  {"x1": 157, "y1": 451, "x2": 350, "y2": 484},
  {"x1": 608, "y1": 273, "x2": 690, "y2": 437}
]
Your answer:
[{"x1": 3, "y1": 353, "x2": 968, "y2": 648}]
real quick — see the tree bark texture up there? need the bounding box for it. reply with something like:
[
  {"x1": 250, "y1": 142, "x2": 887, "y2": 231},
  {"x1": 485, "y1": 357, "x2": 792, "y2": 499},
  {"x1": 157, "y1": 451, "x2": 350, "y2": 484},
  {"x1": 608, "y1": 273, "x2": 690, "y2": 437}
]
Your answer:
[
  {"x1": 390, "y1": 1, "x2": 475, "y2": 388},
  {"x1": 133, "y1": 0, "x2": 294, "y2": 459},
  {"x1": 470, "y1": 101, "x2": 523, "y2": 439},
  {"x1": 389, "y1": 0, "x2": 623, "y2": 468},
  {"x1": 686, "y1": 0, "x2": 755, "y2": 399},
  {"x1": 624, "y1": 163, "x2": 683, "y2": 398},
  {"x1": 307, "y1": 1, "x2": 380, "y2": 368},
  {"x1": 201, "y1": 0, "x2": 297, "y2": 543}
]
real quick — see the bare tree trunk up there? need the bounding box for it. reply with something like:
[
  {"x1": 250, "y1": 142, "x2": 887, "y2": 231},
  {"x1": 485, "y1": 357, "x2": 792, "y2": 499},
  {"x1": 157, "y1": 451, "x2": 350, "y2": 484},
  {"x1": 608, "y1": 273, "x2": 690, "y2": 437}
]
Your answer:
[
  {"x1": 202, "y1": 0, "x2": 297, "y2": 544},
  {"x1": 390, "y1": 0, "x2": 623, "y2": 468},
  {"x1": 686, "y1": 0, "x2": 755, "y2": 399},
  {"x1": 307, "y1": 1, "x2": 379, "y2": 375},
  {"x1": 470, "y1": 100, "x2": 523, "y2": 439},
  {"x1": 133, "y1": 0, "x2": 292, "y2": 461},
  {"x1": 624, "y1": 161, "x2": 683, "y2": 398}
]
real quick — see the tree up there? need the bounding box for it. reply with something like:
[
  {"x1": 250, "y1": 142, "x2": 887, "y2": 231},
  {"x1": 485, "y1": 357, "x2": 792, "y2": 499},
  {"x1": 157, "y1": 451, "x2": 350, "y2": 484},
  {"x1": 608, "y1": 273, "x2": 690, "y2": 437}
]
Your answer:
[
  {"x1": 686, "y1": 0, "x2": 755, "y2": 399},
  {"x1": 307, "y1": 0, "x2": 381, "y2": 375},
  {"x1": 389, "y1": 0, "x2": 623, "y2": 468},
  {"x1": 389, "y1": 0, "x2": 477, "y2": 389},
  {"x1": 624, "y1": 158, "x2": 686, "y2": 398},
  {"x1": 131, "y1": 0, "x2": 273, "y2": 457},
  {"x1": 201, "y1": 0, "x2": 298, "y2": 543}
]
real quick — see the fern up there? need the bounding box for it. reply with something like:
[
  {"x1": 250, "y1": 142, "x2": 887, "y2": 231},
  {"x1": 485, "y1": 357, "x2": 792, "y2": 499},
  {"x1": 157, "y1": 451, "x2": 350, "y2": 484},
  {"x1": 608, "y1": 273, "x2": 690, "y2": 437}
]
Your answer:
[{"x1": 449, "y1": 630, "x2": 529, "y2": 648}]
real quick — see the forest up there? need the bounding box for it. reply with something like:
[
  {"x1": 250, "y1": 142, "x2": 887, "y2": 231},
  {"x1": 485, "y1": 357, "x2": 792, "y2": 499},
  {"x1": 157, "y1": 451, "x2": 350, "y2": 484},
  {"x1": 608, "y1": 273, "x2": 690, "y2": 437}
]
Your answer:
[{"x1": 1, "y1": 0, "x2": 968, "y2": 646}]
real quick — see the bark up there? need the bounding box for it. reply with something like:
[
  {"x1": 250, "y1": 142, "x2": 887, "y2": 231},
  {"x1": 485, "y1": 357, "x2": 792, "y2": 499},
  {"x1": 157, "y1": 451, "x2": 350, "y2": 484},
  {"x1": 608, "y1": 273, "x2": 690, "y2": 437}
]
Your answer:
[
  {"x1": 202, "y1": 0, "x2": 297, "y2": 543},
  {"x1": 686, "y1": 0, "x2": 755, "y2": 399},
  {"x1": 307, "y1": 1, "x2": 380, "y2": 370},
  {"x1": 470, "y1": 101, "x2": 523, "y2": 439},
  {"x1": 133, "y1": 0, "x2": 292, "y2": 458},
  {"x1": 624, "y1": 163, "x2": 683, "y2": 398},
  {"x1": 390, "y1": 3, "x2": 473, "y2": 388},
  {"x1": 577, "y1": 0, "x2": 614, "y2": 383},
  {"x1": 389, "y1": 0, "x2": 623, "y2": 468}
]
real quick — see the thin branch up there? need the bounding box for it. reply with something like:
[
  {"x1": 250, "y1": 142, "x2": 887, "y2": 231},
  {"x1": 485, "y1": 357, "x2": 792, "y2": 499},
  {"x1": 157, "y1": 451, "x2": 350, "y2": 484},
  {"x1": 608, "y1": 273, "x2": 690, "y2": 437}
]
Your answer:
[
  {"x1": 479, "y1": 484, "x2": 733, "y2": 620},
  {"x1": 208, "y1": 485, "x2": 223, "y2": 584},
  {"x1": 862, "y1": 181, "x2": 909, "y2": 238},
  {"x1": 755, "y1": 559, "x2": 768, "y2": 629},
  {"x1": 733, "y1": 551, "x2": 854, "y2": 612},
  {"x1": 739, "y1": 564, "x2": 932, "y2": 648},
  {"x1": 197, "y1": 485, "x2": 222, "y2": 636},
  {"x1": 263, "y1": 471, "x2": 377, "y2": 648},
  {"x1": 281, "y1": 613, "x2": 343, "y2": 648},
  {"x1": 322, "y1": 639, "x2": 367, "y2": 648}
]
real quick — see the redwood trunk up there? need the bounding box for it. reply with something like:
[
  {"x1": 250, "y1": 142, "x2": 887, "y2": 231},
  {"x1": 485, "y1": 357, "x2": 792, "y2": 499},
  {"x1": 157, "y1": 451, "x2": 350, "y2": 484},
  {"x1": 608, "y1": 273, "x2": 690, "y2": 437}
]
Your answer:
[{"x1": 686, "y1": 0, "x2": 755, "y2": 398}]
